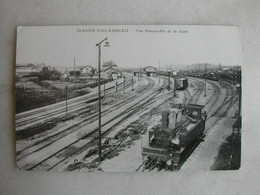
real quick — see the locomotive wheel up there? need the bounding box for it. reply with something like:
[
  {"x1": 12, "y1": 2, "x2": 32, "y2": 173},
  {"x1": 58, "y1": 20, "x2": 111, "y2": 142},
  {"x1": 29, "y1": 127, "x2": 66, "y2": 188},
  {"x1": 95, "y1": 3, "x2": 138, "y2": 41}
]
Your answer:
[
  {"x1": 166, "y1": 164, "x2": 174, "y2": 171},
  {"x1": 166, "y1": 160, "x2": 174, "y2": 171},
  {"x1": 157, "y1": 161, "x2": 166, "y2": 171}
]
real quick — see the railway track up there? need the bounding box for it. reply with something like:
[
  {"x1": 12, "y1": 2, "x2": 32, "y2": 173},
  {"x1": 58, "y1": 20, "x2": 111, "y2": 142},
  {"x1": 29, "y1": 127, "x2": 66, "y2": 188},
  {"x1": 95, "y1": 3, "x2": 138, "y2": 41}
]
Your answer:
[
  {"x1": 55, "y1": 81, "x2": 171, "y2": 171},
  {"x1": 16, "y1": 77, "x2": 156, "y2": 157},
  {"x1": 188, "y1": 79, "x2": 206, "y2": 104},
  {"x1": 62, "y1": 77, "x2": 236, "y2": 172},
  {"x1": 136, "y1": 158, "x2": 158, "y2": 172},
  {"x1": 17, "y1": 76, "x2": 238, "y2": 172},
  {"x1": 16, "y1": 76, "x2": 133, "y2": 131},
  {"x1": 182, "y1": 79, "x2": 205, "y2": 104},
  {"x1": 203, "y1": 80, "x2": 238, "y2": 136},
  {"x1": 17, "y1": 77, "x2": 169, "y2": 170},
  {"x1": 45, "y1": 78, "x2": 169, "y2": 171},
  {"x1": 29, "y1": 79, "x2": 167, "y2": 171},
  {"x1": 136, "y1": 78, "x2": 207, "y2": 172},
  {"x1": 136, "y1": 77, "x2": 235, "y2": 172}
]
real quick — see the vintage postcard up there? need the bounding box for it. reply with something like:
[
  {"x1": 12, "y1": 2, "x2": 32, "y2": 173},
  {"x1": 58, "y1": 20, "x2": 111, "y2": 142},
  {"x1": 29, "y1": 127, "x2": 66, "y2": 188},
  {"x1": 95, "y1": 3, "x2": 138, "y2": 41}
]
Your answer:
[{"x1": 15, "y1": 25, "x2": 242, "y2": 172}]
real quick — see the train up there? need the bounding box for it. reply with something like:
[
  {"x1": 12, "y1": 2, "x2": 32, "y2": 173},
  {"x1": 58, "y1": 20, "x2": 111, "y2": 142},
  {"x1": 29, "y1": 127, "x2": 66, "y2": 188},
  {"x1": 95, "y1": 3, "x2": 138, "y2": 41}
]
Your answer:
[
  {"x1": 142, "y1": 103, "x2": 207, "y2": 170},
  {"x1": 158, "y1": 71, "x2": 188, "y2": 90},
  {"x1": 175, "y1": 78, "x2": 188, "y2": 90}
]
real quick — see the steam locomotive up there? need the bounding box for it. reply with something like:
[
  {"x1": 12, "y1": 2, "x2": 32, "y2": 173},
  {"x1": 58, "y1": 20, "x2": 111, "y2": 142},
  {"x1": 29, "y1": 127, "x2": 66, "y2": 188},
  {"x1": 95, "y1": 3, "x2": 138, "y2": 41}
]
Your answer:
[{"x1": 142, "y1": 103, "x2": 207, "y2": 170}]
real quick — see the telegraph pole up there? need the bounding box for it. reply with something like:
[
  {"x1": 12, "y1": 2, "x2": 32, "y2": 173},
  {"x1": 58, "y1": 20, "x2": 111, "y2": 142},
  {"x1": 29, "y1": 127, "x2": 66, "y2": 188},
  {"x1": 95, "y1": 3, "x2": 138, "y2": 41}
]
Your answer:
[
  {"x1": 98, "y1": 44, "x2": 102, "y2": 162},
  {"x1": 173, "y1": 75, "x2": 176, "y2": 97},
  {"x1": 103, "y1": 81, "x2": 106, "y2": 97},
  {"x1": 159, "y1": 60, "x2": 161, "y2": 83},
  {"x1": 124, "y1": 76, "x2": 126, "y2": 94},
  {"x1": 132, "y1": 76, "x2": 134, "y2": 91},
  {"x1": 139, "y1": 65, "x2": 142, "y2": 84},
  {"x1": 139, "y1": 67, "x2": 141, "y2": 81},
  {"x1": 204, "y1": 64, "x2": 207, "y2": 97},
  {"x1": 96, "y1": 37, "x2": 109, "y2": 163},
  {"x1": 65, "y1": 86, "x2": 68, "y2": 115},
  {"x1": 74, "y1": 57, "x2": 76, "y2": 87},
  {"x1": 168, "y1": 71, "x2": 170, "y2": 90}
]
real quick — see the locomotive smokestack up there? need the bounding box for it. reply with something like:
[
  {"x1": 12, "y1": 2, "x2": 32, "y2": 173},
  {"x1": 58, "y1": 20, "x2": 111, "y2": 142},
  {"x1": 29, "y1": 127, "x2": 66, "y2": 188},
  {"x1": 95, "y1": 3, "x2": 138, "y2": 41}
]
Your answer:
[
  {"x1": 176, "y1": 110, "x2": 182, "y2": 123},
  {"x1": 168, "y1": 110, "x2": 177, "y2": 136},
  {"x1": 162, "y1": 110, "x2": 170, "y2": 129}
]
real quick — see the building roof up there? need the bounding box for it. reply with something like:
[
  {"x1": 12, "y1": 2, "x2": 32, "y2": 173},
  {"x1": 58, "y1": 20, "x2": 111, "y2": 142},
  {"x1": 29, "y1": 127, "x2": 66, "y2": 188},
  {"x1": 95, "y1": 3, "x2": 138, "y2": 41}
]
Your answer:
[
  {"x1": 104, "y1": 66, "x2": 118, "y2": 72},
  {"x1": 143, "y1": 66, "x2": 157, "y2": 72},
  {"x1": 78, "y1": 65, "x2": 93, "y2": 70},
  {"x1": 144, "y1": 66, "x2": 156, "y2": 69},
  {"x1": 103, "y1": 62, "x2": 118, "y2": 67},
  {"x1": 16, "y1": 64, "x2": 45, "y2": 73}
]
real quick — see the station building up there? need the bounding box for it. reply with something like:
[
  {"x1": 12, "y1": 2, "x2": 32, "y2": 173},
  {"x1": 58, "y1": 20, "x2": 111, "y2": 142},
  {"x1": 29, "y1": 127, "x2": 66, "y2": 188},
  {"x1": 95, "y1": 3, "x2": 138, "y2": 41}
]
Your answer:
[{"x1": 143, "y1": 66, "x2": 157, "y2": 77}]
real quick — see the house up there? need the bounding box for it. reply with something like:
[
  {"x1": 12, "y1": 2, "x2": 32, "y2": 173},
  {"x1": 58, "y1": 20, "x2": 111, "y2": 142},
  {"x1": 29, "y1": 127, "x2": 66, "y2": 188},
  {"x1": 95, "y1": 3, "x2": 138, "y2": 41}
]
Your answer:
[
  {"x1": 143, "y1": 66, "x2": 157, "y2": 77},
  {"x1": 103, "y1": 61, "x2": 118, "y2": 70},
  {"x1": 102, "y1": 66, "x2": 121, "y2": 80},
  {"x1": 133, "y1": 71, "x2": 141, "y2": 77},
  {"x1": 79, "y1": 65, "x2": 95, "y2": 76},
  {"x1": 143, "y1": 66, "x2": 157, "y2": 72},
  {"x1": 16, "y1": 63, "x2": 45, "y2": 76}
]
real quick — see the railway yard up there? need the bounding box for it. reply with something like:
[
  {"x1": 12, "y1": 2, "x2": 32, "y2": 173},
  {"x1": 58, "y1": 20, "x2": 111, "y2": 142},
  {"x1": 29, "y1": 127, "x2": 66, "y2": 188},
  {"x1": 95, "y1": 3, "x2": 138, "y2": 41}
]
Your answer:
[{"x1": 16, "y1": 72, "x2": 241, "y2": 172}]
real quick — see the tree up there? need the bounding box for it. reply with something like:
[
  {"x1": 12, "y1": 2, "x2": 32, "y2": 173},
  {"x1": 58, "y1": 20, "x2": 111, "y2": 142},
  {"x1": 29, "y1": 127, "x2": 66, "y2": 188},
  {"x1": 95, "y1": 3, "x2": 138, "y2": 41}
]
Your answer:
[
  {"x1": 69, "y1": 70, "x2": 80, "y2": 77},
  {"x1": 39, "y1": 67, "x2": 61, "y2": 80},
  {"x1": 90, "y1": 68, "x2": 96, "y2": 78}
]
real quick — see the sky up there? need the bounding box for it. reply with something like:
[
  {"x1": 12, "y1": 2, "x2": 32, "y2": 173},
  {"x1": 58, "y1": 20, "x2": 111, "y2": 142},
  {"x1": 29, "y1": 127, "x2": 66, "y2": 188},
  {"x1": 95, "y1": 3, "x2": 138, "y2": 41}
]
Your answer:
[{"x1": 16, "y1": 25, "x2": 243, "y2": 70}]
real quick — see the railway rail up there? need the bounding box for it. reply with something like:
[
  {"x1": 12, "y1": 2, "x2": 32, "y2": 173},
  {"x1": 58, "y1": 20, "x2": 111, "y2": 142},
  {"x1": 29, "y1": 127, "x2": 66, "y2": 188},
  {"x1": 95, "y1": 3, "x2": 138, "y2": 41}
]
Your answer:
[
  {"x1": 44, "y1": 78, "x2": 169, "y2": 171},
  {"x1": 17, "y1": 77, "x2": 169, "y2": 170},
  {"x1": 16, "y1": 76, "x2": 156, "y2": 157},
  {"x1": 136, "y1": 77, "x2": 238, "y2": 172},
  {"x1": 16, "y1": 76, "x2": 133, "y2": 131},
  {"x1": 16, "y1": 75, "x2": 239, "y2": 172}
]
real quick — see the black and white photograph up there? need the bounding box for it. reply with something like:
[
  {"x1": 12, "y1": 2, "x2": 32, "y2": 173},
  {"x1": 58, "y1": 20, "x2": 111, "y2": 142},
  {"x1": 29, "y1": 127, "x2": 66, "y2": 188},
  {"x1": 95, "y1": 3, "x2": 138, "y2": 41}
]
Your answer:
[{"x1": 15, "y1": 25, "x2": 242, "y2": 172}]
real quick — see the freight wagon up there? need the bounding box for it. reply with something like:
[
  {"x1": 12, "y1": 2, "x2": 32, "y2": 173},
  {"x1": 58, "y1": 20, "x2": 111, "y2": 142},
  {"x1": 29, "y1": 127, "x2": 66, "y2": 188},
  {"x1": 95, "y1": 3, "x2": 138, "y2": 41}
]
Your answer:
[
  {"x1": 175, "y1": 78, "x2": 188, "y2": 90},
  {"x1": 142, "y1": 104, "x2": 207, "y2": 170}
]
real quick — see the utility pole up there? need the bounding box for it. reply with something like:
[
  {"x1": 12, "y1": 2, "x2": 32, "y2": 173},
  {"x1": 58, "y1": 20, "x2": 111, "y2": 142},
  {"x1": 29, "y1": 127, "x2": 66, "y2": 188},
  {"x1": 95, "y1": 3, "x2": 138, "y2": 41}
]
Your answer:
[
  {"x1": 65, "y1": 86, "x2": 68, "y2": 115},
  {"x1": 96, "y1": 37, "x2": 109, "y2": 163},
  {"x1": 74, "y1": 57, "x2": 76, "y2": 87},
  {"x1": 173, "y1": 76, "x2": 176, "y2": 97},
  {"x1": 168, "y1": 71, "x2": 170, "y2": 90},
  {"x1": 139, "y1": 65, "x2": 142, "y2": 84},
  {"x1": 138, "y1": 72, "x2": 140, "y2": 82},
  {"x1": 124, "y1": 76, "x2": 126, "y2": 94},
  {"x1": 98, "y1": 43, "x2": 102, "y2": 162},
  {"x1": 132, "y1": 76, "x2": 134, "y2": 91},
  {"x1": 204, "y1": 64, "x2": 207, "y2": 97},
  {"x1": 103, "y1": 81, "x2": 106, "y2": 97},
  {"x1": 159, "y1": 60, "x2": 160, "y2": 83}
]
